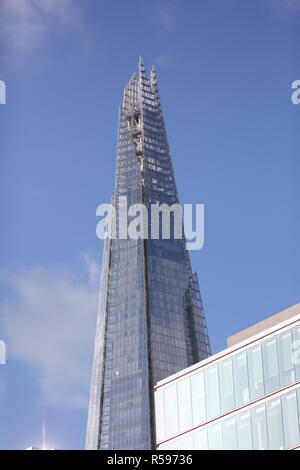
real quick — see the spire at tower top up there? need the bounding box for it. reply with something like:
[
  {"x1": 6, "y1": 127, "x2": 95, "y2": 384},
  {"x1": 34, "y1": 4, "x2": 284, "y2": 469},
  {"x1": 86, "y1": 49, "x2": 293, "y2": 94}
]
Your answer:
[
  {"x1": 138, "y1": 56, "x2": 147, "y2": 85},
  {"x1": 138, "y1": 56, "x2": 145, "y2": 74},
  {"x1": 150, "y1": 65, "x2": 157, "y2": 81}
]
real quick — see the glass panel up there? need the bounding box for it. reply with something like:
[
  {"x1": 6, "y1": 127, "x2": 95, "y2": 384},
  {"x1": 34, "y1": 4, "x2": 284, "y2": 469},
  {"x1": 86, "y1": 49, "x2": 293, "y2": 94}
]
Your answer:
[
  {"x1": 159, "y1": 439, "x2": 179, "y2": 450},
  {"x1": 177, "y1": 378, "x2": 192, "y2": 432},
  {"x1": 237, "y1": 411, "x2": 253, "y2": 450},
  {"x1": 298, "y1": 388, "x2": 300, "y2": 425},
  {"x1": 155, "y1": 390, "x2": 166, "y2": 442},
  {"x1": 208, "y1": 423, "x2": 222, "y2": 450},
  {"x1": 251, "y1": 404, "x2": 268, "y2": 450},
  {"x1": 278, "y1": 330, "x2": 295, "y2": 387},
  {"x1": 194, "y1": 429, "x2": 208, "y2": 450},
  {"x1": 205, "y1": 365, "x2": 220, "y2": 420},
  {"x1": 219, "y1": 358, "x2": 235, "y2": 414},
  {"x1": 170, "y1": 434, "x2": 193, "y2": 450},
  {"x1": 262, "y1": 337, "x2": 280, "y2": 394},
  {"x1": 164, "y1": 384, "x2": 179, "y2": 437},
  {"x1": 247, "y1": 344, "x2": 264, "y2": 401},
  {"x1": 281, "y1": 391, "x2": 300, "y2": 449},
  {"x1": 292, "y1": 325, "x2": 300, "y2": 381},
  {"x1": 266, "y1": 398, "x2": 284, "y2": 450},
  {"x1": 222, "y1": 417, "x2": 238, "y2": 450},
  {"x1": 233, "y1": 351, "x2": 250, "y2": 407},
  {"x1": 191, "y1": 372, "x2": 206, "y2": 426}
]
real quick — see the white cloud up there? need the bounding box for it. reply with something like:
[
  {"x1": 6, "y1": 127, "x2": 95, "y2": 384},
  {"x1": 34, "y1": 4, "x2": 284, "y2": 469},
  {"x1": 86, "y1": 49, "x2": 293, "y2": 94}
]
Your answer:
[
  {"x1": 0, "y1": 255, "x2": 99, "y2": 409},
  {"x1": 159, "y1": 6, "x2": 176, "y2": 32},
  {"x1": 0, "y1": 0, "x2": 85, "y2": 52}
]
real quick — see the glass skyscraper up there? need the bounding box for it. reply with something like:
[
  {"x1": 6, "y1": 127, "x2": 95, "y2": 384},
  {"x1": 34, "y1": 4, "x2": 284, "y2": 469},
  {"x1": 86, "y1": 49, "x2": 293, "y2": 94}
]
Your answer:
[{"x1": 86, "y1": 58, "x2": 211, "y2": 450}]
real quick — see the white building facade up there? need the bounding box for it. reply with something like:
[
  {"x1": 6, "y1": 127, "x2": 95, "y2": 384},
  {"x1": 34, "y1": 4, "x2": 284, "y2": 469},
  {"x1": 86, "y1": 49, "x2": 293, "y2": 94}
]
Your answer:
[{"x1": 155, "y1": 303, "x2": 300, "y2": 450}]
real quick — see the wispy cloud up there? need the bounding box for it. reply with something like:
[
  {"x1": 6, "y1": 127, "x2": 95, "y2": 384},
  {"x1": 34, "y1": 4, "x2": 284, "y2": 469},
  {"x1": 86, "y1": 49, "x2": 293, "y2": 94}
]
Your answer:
[
  {"x1": 271, "y1": 0, "x2": 300, "y2": 11},
  {"x1": 0, "y1": 0, "x2": 86, "y2": 52},
  {"x1": 159, "y1": 6, "x2": 176, "y2": 32},
  {"x1": 154, "y1": 51, "x2": 172, "y2": 66},
  {"x1": 0, "y1": 255, "x2": 99, "y2": 409}
]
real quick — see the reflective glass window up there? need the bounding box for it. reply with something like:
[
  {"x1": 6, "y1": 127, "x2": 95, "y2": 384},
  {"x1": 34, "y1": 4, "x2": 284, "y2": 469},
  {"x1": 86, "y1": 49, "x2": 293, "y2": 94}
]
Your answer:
[
  {"x1": 298, "y1": 388, "x2": 300, "y2": 425},
  {"x1": 164, "y1": 384, "x2": 179, "y2": 437},
  {"x1": 262, "y1": 337, "x2": 279, "y2": 394},
  {"x1": 194, "y1": 429, "x2": 208, "y2": 450},
  {"x1": 281, "y1": 391, "x2": 300, "y2": 449},
  {"x1": 208, "y1": 423, "x2": 222, "y2": 450},
  {"x1": 233, "y1": 351, "x2": 249, "y2": 407},
  {"x1": 205, "y1": 365, "x2": 220, "y2": 420},
  {"x1": 277, "y1": 330, "x2": 295, "y2": 387},
  {"x1": 219, "y1": 358, "x2": 235, "y2": 414},
  {"x1": 171, "y1": 434, "x2": 193, "y2": 450},
  {"x1": 247, "y1": 344, "x2": 264, "y2": 401},
  {"x1": 237, "y1": 411, "x2": 253, "y2": 449},
  {"x1": 222, "y1": 417, "x2": 238, "y2": 450},
  {"x1": 191, "y1": 372, "x2": 206, "y2": 426},
  {"x1": 292, "y1": 325, "x2": 300, "y2": 381},
  {"x1": 177, "y1": 378, "x2": 192, "y2": 432},
  {"x1": 266, "y1": 398, "x2": 284, "y2": 450},
  {"x1": 251, "y1": 404, "x2": 268, "y2": 450},
  {"x1": 155, "y1": 390, "x2": 166, "y2": 442}
]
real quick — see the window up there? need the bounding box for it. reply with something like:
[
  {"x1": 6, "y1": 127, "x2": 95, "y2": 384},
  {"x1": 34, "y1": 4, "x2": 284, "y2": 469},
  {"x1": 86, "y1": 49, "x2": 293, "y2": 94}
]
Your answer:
[
  {"x1": 191, "y1": 372, "x2": 206, "y2": 426},
  {"x1": 193, "y1": 429, "x2": 208, "y2": 450},
  {"x1": 219, "y1": 358, "x2": 235, "y2": 413},
  {"x1": 298, "y1": 388, "x2": 300, "y2": 425},
  {"x1": 222, "y1": 417, "x2": 238, "y2": 450},
  {"x1": 292, "y1": 325, "x2": 300, "y2": 381},
  {"x1": 262, "y1": 338, "x2": 279, "y2": 394},
  {"x1": 177, "y1": 378, "x2": 192, "y2": 432},
  {"x1": 281, "y1": 391, "x2": 300, "y2": 449},
  {"x1": 277, "y1": 330, "x2": 295, "y2": 387},
  {"x1": 233, "y1": 351, "x2": 249, "y2": 407},
  {"x1": 155, "y1": 390, "x2": 166, "y2": 442},
  {"x1": 164, "y1": 384, "x2": 179, "y2": 437},
  {"x1": 251, "y1": 404, "x2": 268, "y2": 450},
  {"x1": 237, "y1": 411, "x2": 253, "y2": 450},
  {"x1": 266, "y1": 398, "x2": 284, "y2": 450},
  {"x1": 247, "y1": 344, "x2": 264, "y2": 401},
  {"x1": 208, "y1": 423, "x2": 222, "y2": 450},
  {"x1": 205, "y1": 365, "x2": 220, "y2": 420},
  {"x1": 170, "y1": 434, "x2": 193, "y2": 450}
]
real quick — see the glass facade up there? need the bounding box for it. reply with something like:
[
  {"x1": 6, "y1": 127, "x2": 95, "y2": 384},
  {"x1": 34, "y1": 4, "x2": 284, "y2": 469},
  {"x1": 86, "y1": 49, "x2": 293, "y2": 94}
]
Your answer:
[
  {"x1": 156, "y1": 318, "x2": 300, "y2": 450},
  {"x1": 86, "y1": 59, "x2": 211, "y2": 450}
]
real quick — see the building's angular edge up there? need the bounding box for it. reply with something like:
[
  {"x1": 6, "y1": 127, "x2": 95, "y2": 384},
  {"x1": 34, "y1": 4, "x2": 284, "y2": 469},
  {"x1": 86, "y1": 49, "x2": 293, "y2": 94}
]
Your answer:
[{"x1": 85, "y1": 232, "x2": 112, "y2": 449}]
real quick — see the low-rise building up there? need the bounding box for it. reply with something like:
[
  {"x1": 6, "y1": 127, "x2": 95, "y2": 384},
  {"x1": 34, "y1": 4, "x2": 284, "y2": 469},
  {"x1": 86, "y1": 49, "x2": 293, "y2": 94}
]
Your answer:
[{"x1": 155, "y1": 303, "x2": 300, "y2": 450}]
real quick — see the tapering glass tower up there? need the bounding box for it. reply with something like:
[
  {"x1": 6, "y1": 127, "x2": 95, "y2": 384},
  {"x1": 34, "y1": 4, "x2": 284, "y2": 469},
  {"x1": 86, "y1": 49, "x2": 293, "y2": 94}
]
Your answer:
[{"x1": 86, "y1": 58, "x2": 211, "y2": 450}]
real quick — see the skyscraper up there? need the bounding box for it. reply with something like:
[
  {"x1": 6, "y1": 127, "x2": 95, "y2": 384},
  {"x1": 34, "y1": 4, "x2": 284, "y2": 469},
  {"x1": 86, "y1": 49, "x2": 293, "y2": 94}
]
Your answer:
[{"x1": 86, "y1": 58, "x2": 211, "y2": 450}]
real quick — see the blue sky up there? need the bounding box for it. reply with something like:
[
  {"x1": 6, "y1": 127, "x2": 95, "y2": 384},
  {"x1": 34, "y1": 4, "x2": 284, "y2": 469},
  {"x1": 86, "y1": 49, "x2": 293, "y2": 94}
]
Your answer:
[{"x1": 0, "y1": 0, "x2": 299, "y2": 450}]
